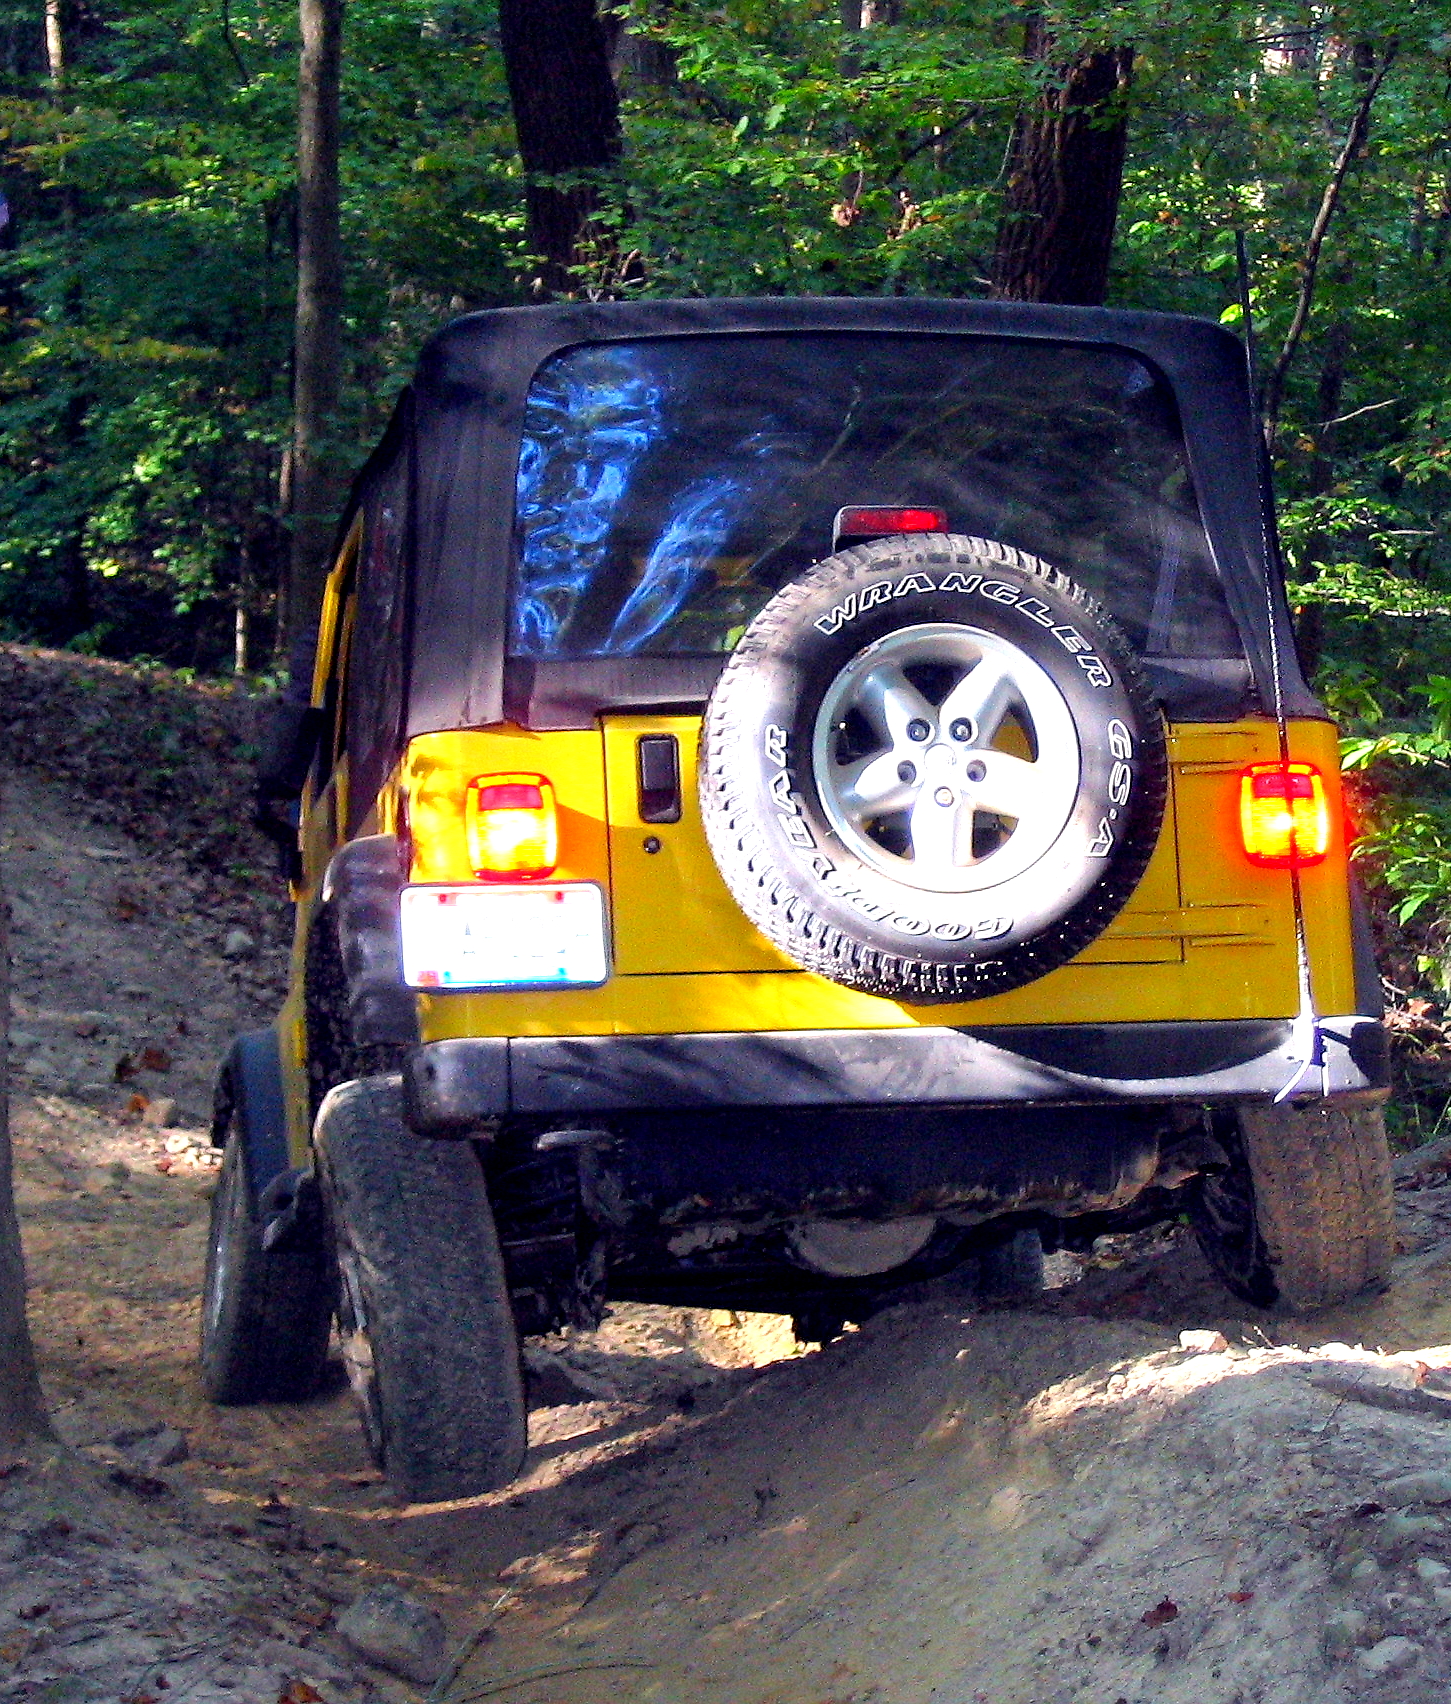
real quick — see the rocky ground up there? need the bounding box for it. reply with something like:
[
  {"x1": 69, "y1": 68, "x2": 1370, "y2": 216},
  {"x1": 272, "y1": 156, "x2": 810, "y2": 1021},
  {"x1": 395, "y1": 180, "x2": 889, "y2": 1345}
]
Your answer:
[{"x1": 8, "y1": 647, "x2": 1451, "y2": 1704}]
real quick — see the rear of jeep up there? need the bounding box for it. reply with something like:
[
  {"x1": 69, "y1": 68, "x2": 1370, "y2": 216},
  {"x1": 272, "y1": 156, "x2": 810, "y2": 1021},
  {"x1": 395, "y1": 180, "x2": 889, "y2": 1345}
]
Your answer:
[{"x1": 200, "y1": 299, "x2": 1392, "y2": 1502}]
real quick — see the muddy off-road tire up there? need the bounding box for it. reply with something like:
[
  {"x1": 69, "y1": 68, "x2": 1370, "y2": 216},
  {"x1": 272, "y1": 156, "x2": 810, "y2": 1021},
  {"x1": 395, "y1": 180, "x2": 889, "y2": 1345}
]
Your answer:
[
  {"x1": 314, "y1": 1077, "x2": 527, "y2": 1501},
  {"x1": 199, "y1": 1117, "x2": 333, "y2": 1404},
  {"x1": 700, "y1": 534, "x2": 1167, "y2": 1003},
  {"x1": 1189, "y1": 1102, "x2": 1394, "y2": 1311}
]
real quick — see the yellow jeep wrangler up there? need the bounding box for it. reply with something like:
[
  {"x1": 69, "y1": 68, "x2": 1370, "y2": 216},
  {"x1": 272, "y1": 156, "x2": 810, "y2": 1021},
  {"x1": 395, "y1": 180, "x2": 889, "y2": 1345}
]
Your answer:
[{"x1": 200, "y1": 299, "x2": 1393, "y2": 1501}]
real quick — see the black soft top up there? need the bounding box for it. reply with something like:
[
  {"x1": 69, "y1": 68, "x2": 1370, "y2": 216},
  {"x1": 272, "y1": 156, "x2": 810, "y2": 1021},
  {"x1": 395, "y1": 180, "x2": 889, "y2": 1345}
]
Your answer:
[{"x1": 335, "y1": 296, "x2": 1318, "y2": 739}]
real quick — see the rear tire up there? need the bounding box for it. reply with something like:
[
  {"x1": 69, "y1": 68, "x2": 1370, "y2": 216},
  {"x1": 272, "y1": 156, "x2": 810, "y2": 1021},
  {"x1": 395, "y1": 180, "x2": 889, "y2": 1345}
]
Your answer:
[
  {"x1": 199, "y1": 1118, "x2": 333, "y2": 1403},
  {"x1": 1189, "y1": 1102, "x2": 1394, "y2": 1311},
  {"x1": 314, "y1": 1076, "x2": 528, "y2": 1501}
]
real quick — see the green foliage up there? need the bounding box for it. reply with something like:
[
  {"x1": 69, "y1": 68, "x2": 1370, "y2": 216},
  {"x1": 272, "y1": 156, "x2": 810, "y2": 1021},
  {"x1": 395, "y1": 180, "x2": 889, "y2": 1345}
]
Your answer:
[{"x1": 0, "y1": 0, "x2": 519, "y2": 662}]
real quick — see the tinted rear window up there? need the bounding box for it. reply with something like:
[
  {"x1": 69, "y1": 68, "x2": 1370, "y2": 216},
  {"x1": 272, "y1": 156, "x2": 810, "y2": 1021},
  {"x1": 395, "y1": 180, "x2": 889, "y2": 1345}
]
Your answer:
[{"x1": 511, "y1": 333, "x2": 1239, "y2": 662}]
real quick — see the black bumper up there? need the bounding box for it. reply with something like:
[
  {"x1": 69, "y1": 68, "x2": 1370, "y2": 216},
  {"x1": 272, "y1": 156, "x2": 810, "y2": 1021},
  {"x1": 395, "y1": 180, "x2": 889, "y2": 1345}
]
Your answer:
[{"x1": 403, "y1": 1014, "x2": 1389, "y2": 1134}]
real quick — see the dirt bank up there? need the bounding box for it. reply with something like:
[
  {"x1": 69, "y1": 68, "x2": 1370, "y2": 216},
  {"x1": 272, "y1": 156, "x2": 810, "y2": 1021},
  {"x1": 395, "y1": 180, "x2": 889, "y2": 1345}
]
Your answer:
[{"x1": 9, "y1": 710, "x2": 1451, "y2": 1704}]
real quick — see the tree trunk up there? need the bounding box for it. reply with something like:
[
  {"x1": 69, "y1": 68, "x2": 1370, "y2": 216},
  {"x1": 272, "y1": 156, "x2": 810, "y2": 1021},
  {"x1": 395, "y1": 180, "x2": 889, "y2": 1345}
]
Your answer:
[
  {"x1": 0, "y1": 809, "x2": 52, "y2": 1449},
  {"x1": 498, "y1": 0, "x2": 621, "y2": 296},
  {"x1": 45, "y1": 0, "x2": 91, "y2": 642},
  {"x1": 989, "y1": 18, "x2": 1133, "y2": 307},
  {"x1": 43, "y1": 0, "x2": 63, "y2": 87},
  {"x1": 287, "y1": 0, "x2": 344, "y2": 663}
]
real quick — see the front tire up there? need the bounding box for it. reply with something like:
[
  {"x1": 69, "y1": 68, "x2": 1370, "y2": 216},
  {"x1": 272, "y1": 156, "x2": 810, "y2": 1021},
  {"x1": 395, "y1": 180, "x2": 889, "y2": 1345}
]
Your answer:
[
  {"x1": 1189, "y1": 1102, "x2": 1394, "y2": 1311},
  {"x1": 199, "y1": 1118, "x2": 333, "y2": 1403},
  {"x1": 314, "y1": 1077, "x2": 528, "y2": 1501}
]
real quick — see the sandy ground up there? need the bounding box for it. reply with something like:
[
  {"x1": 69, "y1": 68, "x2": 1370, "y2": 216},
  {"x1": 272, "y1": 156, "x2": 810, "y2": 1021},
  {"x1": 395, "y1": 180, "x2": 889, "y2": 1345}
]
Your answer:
[{"x1": 10, "y1": 763, "x2": 1451, "y2": 1704}]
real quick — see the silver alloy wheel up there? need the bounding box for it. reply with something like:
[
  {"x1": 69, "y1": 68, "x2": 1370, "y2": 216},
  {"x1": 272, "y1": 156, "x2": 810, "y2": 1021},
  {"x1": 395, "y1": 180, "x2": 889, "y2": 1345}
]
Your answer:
[{"x1": 811, "y1": 622, "x2": 1081, "y2": 894}]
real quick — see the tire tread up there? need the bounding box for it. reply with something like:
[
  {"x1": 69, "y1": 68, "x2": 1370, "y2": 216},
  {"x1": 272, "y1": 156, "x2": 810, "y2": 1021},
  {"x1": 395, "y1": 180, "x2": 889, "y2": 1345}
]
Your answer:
[{"x1": 314, "y1": 1077, "x2": 527, "y2": 1501}]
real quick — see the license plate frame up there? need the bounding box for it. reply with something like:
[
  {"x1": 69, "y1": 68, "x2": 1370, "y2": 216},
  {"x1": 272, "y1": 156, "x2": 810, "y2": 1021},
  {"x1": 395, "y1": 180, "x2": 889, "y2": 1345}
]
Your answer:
[{"x1": 399, "y1": 882, "x2": 610, "y2": 991}]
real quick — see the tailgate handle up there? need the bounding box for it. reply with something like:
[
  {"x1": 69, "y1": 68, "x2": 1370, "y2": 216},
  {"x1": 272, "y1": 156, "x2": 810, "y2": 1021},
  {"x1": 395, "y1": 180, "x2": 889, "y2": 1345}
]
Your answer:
[{"x1": 636, "y1": 735, "x2": 681, "y2": 824}]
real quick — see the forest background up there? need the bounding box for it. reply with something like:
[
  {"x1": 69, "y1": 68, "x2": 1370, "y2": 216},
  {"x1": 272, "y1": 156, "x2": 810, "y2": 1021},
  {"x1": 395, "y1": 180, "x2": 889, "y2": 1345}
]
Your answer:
[{"x1": 1, "y1": 0, "x2": 1450, "y2": 1108}]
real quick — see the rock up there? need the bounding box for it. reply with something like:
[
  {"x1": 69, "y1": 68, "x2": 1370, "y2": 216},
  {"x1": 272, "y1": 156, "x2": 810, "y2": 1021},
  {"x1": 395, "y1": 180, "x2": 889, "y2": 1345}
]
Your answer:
[
  {"x1": 112, "y1": 1420, "x2": 165, "y2": 1446},
  {"x1": 10, "y1": 1030, "x2": 39, "y2": 1050},
  {"x1": 1355, "y1": 1636, "x2": 1421, "y2": 1677},
  {"x1": 1066, "y1": 1508, "x2": 1115, "y2": 1550},
  {"x1": 1433, "y1": 1586, "x2": 1451, "y2": 1618},
  {"x1": 522, "y1": 1346, "x2": 619, "y2": 1406},
  {"x1": 127, "y1": 1427, "x2": 189, "y2": 1471},
  {"x1": 140, "y1": 1098, "x2": 179, "y2": 1129},
  {"x1": 250, "y1": 1638, "x2": 349, "y2": 1684},
  {"x1": 986, "y1": 1485, "x2": 1025, "y2": 1528},
  {"x1": 221, "y1": 928, "x2": 256, "y2": 959},
  {"x1": 1041, "y1": 1536, "x2": 1083, "y2": 1574},
  {"x1": 336, "y1": 1585, "x2": 449, "y2": 1685},
  {"x1": 1381, "y1": 1470, "x2": 1451, "y2": 1509},
  {"x1": 1414, "y1": 1556, "x2": 1451, "y2": 1586},
  {"x1": 1349, "y1": 1556, "x2": 1383, "y2": 1584},
  {"x1": 82, "y1": 847, "x2": 130, "y2": 862},
  {"x1": 1323, "y1": 1609, "x2": 1369, "y2": 1653},
  {"x1": 1178, "y1": 1330, "x2": 1229, "y2": 1353},
  {"x1": 1375, "y1": 1510, "x2": 1443, "y2": 1549}
]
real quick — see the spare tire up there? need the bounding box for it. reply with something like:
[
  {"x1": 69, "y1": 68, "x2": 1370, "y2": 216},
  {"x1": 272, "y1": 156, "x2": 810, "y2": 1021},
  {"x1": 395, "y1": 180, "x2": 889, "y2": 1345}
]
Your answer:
[{"x1": 700, "y1": 534, "x2": 1167, "y2": 1003}]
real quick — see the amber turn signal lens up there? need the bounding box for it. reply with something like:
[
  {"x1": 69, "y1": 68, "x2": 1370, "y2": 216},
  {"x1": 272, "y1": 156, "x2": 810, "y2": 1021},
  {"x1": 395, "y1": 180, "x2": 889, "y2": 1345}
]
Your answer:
[
  {"x1": 1239, "y1": 762, "x2": 1331, "y2": 868},
  {"x1": 465, "y1": 773, "x2": 558, "y2": 880}
]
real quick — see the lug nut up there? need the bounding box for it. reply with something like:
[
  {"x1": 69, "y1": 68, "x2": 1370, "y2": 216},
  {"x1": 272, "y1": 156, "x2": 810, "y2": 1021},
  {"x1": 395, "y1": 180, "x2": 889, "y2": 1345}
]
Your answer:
[
  {"x1": 949, "y1": 719, "x2": 974, "y2": 742},
  {"x1": 907, "y1": 719, "x2": 932, "y2": 742},
  {"x1": 965, "y1": 760, "x2": 987, "y2": 783},
  {"x1": 897, "y1": 761, "x2": 917, "y2": 784},
  {"x1": 933, "y1": 786, "x2": 955, "y2": 806}
]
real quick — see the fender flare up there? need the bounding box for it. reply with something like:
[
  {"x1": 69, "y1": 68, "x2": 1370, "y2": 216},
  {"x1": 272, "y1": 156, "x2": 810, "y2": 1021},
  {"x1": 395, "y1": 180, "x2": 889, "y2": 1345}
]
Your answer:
[
  {"x1": 211, "y1": 1028, "x2": 290, "y2": 1193},
  {"x1": 319, "y1": 834, "x2": 420, "y2": 1050}
]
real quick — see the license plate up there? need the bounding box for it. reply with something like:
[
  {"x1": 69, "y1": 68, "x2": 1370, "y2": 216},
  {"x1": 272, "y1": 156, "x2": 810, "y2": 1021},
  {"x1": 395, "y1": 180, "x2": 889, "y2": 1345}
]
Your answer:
[{"x1": 399, "y1": 883, "x2": 609, "y2": 990}]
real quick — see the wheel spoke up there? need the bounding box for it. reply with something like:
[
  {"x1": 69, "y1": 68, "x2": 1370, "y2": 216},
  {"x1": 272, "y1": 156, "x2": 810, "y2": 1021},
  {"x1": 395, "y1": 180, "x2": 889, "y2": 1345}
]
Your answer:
[
  {"x1": 856, "y1": 663, "x2": 936, "y2": 748},
  {"x1": 908, "y1": 787, "x2": 971, "y2": 876},
  {"x1": 967, "y1": 750, "x2": 1037, "y2": 822},
  {"x1": 836, "y1": 751, "x2": 917, "y2": 821},
  {"x1": 939, "y1": 656, "x2": 1017, "y2": 744}
]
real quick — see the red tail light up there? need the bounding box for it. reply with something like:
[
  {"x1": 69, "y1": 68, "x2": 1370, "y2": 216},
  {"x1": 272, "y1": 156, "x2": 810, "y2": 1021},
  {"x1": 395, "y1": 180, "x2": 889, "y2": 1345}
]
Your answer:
[
  {"x1": 465, "y1": 773, "x2": 558, "y2": 880},
  {"x1": 833, "y1": 505, "x2": 949, "y2": 548},
  {"x1": 1239, "y1": 763, "x2": 1331, "y2": 868}
]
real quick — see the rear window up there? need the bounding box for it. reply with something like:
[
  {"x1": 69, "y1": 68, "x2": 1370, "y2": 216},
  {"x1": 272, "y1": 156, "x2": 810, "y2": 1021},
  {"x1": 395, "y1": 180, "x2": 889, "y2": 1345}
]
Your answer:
[{"x1": 511, "y1": 333, "x2": 1240, "y2": 662}]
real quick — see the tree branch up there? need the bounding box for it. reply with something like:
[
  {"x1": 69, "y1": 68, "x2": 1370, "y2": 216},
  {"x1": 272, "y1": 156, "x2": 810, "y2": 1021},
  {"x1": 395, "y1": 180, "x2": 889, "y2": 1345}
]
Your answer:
[{"x1": 1260, "y1": 43, "x2": 1398, "y2": 445}]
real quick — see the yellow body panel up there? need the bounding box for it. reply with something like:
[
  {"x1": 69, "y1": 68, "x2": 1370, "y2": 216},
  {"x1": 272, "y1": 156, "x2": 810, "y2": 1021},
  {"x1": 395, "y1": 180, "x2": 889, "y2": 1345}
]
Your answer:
[{"x1": 398, "y1": 714, "x2": 1355, "y2": 1044}]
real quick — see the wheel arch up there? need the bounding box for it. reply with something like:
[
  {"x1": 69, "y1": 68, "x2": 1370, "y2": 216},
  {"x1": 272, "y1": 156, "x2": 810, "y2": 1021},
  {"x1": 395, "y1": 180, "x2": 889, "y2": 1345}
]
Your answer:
[
  {"x1": 316, "y1": 833, "x2": 419, "y2": 1051},
  {"x1": 212, "y1": 1029, "x2": 291, "y2": 1200}
]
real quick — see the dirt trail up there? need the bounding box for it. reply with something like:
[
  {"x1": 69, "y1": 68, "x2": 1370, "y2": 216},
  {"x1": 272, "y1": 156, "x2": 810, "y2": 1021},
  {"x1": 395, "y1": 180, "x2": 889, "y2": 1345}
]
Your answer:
[{"x1": 10, "y1": 755, "x2": 1451, "y2": 1704}]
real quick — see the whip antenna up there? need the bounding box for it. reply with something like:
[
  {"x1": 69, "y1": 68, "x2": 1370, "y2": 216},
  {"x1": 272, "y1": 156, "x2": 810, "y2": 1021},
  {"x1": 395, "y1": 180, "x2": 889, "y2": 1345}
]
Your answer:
[{"x1": 1234, "y1": 228, "x2": 1325, "y2": 1100}]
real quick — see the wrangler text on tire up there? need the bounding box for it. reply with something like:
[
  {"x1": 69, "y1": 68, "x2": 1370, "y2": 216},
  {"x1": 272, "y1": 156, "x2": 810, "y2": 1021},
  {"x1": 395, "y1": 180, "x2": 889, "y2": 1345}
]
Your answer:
[
  {"x1": 700, "y1": 534, "x2": 1167, "y2": 1003},
  {"x1": 313, "y1": 1076, "x2": 528, "y2": 1501},
  {"x1": 1189, "y1": 1101, "x2": 1394, "y2": 1311}
]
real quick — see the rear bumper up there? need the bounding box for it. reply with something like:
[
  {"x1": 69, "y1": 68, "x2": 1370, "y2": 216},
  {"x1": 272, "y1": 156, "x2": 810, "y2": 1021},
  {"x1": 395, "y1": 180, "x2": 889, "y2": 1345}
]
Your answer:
[{"x1": 403, "y1": 1013, "x2": 1389, "y2": 1133}]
